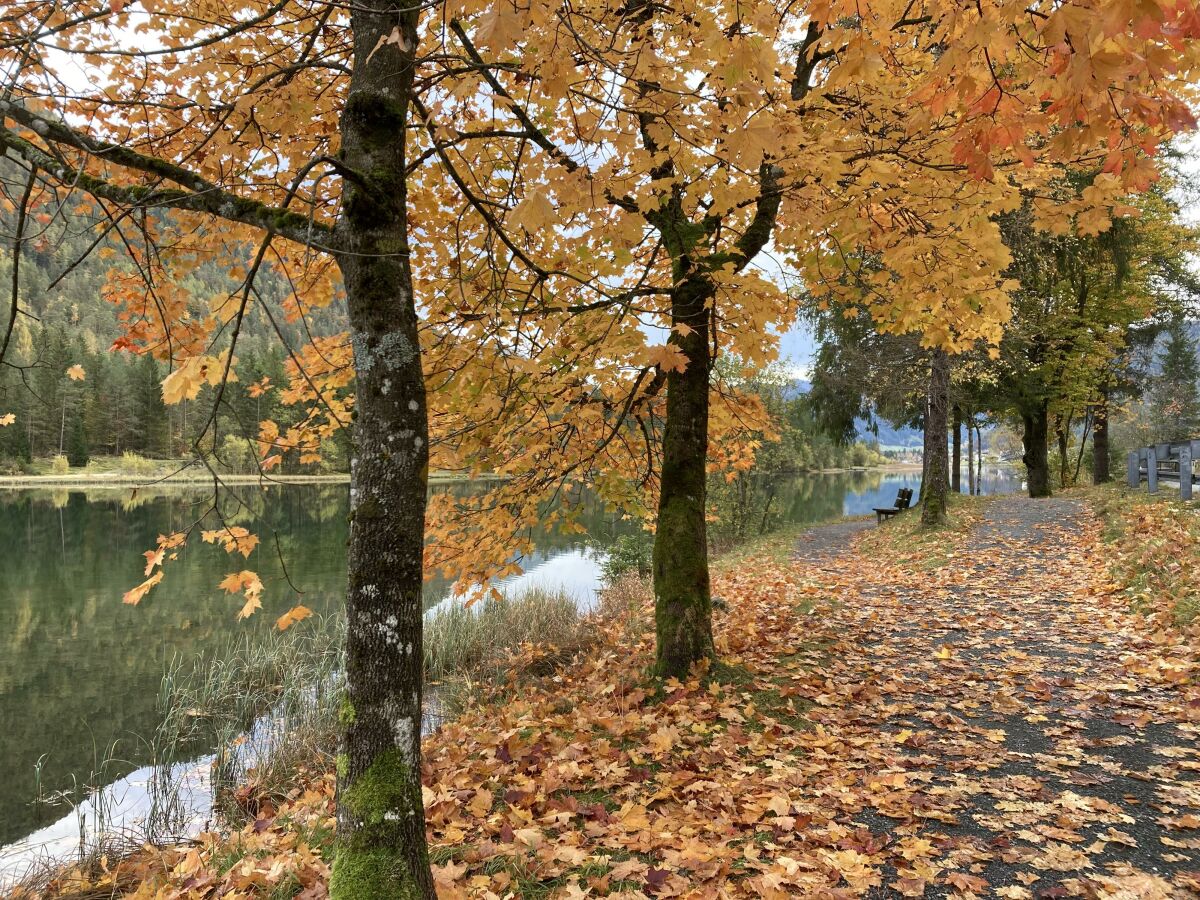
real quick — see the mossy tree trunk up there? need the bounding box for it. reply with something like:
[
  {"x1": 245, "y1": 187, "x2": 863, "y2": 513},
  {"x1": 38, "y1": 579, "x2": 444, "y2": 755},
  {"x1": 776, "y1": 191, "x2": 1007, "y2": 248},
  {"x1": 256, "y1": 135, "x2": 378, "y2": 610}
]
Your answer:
[
  {"x1": 1093, "y1": 392, "x2": 1110, "y2": 484},
  {"x1": 1022, "y1": 404, "x2": 1052, "y2": 498},
  {"x1": 330, "y1": 2, "x2": 434, "y2": 898},
  {"x1": 652, "y1": 275, "x2": 715, "y2": 678},
  {"x1": 921, "y1": 349, "x2": 950, "y2": 527}
]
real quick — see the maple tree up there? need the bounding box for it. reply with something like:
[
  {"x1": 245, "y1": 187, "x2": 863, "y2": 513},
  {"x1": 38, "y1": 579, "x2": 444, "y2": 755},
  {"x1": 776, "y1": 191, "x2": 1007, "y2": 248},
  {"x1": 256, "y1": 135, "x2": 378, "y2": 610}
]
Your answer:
[
  {"x1": 2, "y1": 0, "x2": 1200, "y2": 897},
  {"x1": 0, "y1": 1, "x2": 441, "y2": 895},
  {"x1": 416, "y1": 0, "x2": 1200, "y2": 648}
]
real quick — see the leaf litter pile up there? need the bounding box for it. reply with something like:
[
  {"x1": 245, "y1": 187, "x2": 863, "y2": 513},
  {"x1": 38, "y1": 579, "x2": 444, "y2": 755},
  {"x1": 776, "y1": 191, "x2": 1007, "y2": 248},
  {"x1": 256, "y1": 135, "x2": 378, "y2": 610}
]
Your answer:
[{"x1": 24, "y1": 494, "x2": 1200, "y2": 899}]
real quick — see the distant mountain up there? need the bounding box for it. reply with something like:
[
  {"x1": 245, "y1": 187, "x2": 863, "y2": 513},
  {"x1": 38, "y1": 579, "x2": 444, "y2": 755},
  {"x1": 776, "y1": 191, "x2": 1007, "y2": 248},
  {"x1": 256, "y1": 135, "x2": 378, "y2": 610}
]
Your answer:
[
  {"x1": 782, "y1": 378, "x2": 924, "y2": 448},
  {"x1": 857, "y1": 418, "x2": 924, "y2": 449}
]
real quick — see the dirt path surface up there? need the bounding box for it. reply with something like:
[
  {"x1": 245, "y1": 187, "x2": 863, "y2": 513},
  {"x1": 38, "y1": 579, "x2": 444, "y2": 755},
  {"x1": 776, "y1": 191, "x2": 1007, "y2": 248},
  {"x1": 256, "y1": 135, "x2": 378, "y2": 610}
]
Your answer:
[{"x1": 794, "y1": 498, "x2": 1200, "y2": 898}]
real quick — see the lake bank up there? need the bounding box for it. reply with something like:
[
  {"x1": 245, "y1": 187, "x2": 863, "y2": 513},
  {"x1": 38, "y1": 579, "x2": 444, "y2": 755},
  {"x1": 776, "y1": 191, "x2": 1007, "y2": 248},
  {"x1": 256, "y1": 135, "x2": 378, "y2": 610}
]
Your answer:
[
  {"x1": 0, "y1": 469, "x2": 1024, "y2": 884},
  {"x1": 0, "y1": 456, "x2": 951, "y2": 488},
  {"x1": 29, "y1": 489, "x2": 1180, "y2": 900}
]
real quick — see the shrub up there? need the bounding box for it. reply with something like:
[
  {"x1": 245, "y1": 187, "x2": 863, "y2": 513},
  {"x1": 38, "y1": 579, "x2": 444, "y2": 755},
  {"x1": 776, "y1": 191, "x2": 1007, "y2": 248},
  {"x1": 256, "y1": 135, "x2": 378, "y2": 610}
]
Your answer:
[
  {"x1": 600, "y1": 532, "x2": 654, "y2": 581},
  {"x1": 215, "y1": 434, "x2": 258, "y2": 474},
  {"x1": 120, "y1": 450, "x2": 159, "y2": 475},
  {"x1": 50, "y1": 454, "x2": 70, "y2": 475}
]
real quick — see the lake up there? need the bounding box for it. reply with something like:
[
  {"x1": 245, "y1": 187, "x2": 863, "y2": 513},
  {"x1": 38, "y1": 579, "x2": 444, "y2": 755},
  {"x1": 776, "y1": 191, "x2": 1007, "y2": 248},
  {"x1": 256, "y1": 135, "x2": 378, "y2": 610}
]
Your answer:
[{"x1": 0, "y1": 467, "x2": 1022, "y2": 873}]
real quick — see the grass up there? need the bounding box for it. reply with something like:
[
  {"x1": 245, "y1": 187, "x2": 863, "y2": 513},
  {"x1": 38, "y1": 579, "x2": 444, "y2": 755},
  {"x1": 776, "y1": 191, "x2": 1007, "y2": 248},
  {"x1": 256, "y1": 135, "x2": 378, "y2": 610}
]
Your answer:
[
  {"x1": 425, "y1": 585, "x2": 601, "y2": 717},
  {"x1": 156, "y1": 615, "x2": 345, "y2": 821},
  {"x1": 424, "y1": 586, "x2": 585, "y2": 682}
]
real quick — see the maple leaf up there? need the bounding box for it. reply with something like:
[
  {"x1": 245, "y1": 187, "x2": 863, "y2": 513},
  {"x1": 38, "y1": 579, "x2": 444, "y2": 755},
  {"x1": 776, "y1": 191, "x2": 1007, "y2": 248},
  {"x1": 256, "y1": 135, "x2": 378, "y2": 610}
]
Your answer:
[
  {"x1": 143, "y1": 547, "x2": 165, "y2": 576},
  {"x1": 123, "y1": 571, "x2": 163, "y2": 606},
  {"x1": 508, "y1": 187, "x2": 556, "y2": 233},
  {"x1": 276, "y1": 604, "x2": 313, "y2": 631},
  {"x1": 645, "y1": 343, "x2": 690, "y2": 374},
  {"x1": 66, "y1": 364, "x2": 86, "y2": 381},
  {"x1": 0, "y1": 413, "x2": 14, "y2": 426},
  {"x1": 202, "y1": 526, "x2": 260, "y2": 558}
]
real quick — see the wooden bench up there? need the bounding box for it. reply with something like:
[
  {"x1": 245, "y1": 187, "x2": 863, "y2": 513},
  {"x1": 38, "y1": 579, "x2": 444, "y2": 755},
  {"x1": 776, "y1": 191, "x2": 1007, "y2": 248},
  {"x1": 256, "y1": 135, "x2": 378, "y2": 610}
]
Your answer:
[{"x1": 874, "y1": 487, "x2": 914, "y2": 524}]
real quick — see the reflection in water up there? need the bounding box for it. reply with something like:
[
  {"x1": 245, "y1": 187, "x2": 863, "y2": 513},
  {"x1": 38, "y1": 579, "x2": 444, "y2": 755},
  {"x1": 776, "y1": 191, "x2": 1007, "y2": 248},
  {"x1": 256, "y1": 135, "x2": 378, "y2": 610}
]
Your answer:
[{"x1": 0, "y1": 468, "x2": 1022, "y2": 867}]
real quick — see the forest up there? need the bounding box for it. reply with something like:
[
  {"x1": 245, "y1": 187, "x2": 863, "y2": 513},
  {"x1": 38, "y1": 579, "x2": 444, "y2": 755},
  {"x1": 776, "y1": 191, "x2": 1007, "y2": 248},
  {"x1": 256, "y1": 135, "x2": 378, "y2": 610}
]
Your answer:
[{"x1": 2, "y1": 0, "x2": 1200, "y2": 898}]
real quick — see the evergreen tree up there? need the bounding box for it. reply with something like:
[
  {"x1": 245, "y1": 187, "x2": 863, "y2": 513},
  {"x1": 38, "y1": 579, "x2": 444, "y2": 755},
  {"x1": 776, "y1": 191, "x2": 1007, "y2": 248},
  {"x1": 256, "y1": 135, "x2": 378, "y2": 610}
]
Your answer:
[
  {"x1": 1151, "y1": 318, "x2": 1200, "y2": 441},
  {"x1": 67, "y1": 413, "x2": 89, "y2": 467}
]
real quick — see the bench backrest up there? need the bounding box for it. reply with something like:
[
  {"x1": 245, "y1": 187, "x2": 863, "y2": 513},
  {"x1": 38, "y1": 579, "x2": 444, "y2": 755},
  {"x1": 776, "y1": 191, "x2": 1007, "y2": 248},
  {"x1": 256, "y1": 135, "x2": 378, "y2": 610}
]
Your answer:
[{"x1": 896, "y1": 488, "x2": 913, "y2": 510}]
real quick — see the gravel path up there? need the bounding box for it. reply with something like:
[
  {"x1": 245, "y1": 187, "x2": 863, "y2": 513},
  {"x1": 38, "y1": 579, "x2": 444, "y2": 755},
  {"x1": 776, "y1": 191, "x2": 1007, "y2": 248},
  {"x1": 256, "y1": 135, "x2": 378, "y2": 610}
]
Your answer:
[{"x1": 793, "y1": 498, "x2": 1200, "y2": 898}]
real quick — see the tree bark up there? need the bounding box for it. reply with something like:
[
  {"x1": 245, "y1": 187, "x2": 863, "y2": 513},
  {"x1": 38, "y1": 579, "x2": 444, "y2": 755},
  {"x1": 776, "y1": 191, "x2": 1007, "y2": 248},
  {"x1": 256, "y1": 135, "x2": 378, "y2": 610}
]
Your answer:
[
  {"x1": 1093, "y1": 392, "x2": 1110, "y2": 484},
  {"x1": 921, "y1": 349, "x2": 950, "y2": 527},
  {"x1": 1022, "y1": 404, "x2": 1052, "y2": 498},
  {"x1": 330, "y1": 2, "x2": 434, "y2": 897},
  {"x1": 952, "y1": 404, "x2": 962, "y2": 493},
  {"x1": 652, "y1": 277, "x2": 715, "y2": 678}
]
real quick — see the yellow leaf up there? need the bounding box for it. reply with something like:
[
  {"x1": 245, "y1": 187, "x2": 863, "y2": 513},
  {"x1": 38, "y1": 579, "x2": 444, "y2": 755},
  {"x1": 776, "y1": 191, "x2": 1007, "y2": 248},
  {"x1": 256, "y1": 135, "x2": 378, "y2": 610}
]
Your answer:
[
  {"x1": 508, "y1": 187, "x2": 556, "y2": 233},
  {"x1": 276, "y1": 604, "x2": 313, "y2": 631},
  {"x1": 238, "y1": 593, "x2": 263, "y2": 620},
  {"x1": 645, "y1": 343, "x2": 690, "y2": 374},
  {"x1": 123, "y1": 571, "x2": 163, "y2": 606},
  {"x1": 0, "y1": 413, "x2": 14, "y2": 426},
  {"x1": 66, "y1": 364, "x2": 86, "y2": 381}
]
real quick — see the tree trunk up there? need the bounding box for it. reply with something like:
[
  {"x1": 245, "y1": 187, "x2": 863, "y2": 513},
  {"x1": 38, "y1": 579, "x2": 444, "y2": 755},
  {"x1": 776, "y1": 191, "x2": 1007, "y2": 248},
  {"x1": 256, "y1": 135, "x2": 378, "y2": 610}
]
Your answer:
[
  {"x1": 952, "y1": 404, "x2": 962, "y2": 493},
  {"x1": 1022, "y1": 404, "x2": 1052, "y2": 498},
  {"x1": 975, "y1": 423, "x2": 983, "y2": 493},
  {"x1": 1093, "y1": 392, "x2": 1110, "y2": 484},
  {"x1": 1072, "y1": 409, "x2": 1093, "y2": 485},
  {"x1": 967, "y1": 413, "x2": 975, "y2": 495},
  {"x1": 1054, "y1": 412, "x2": 1071, "y2": 488},
  {"x1": 652, "y1": 277, "x2": 715, "y2": 678},
  {"x1": 921, "y1": 349, "x2": 950, "y2": 527},
  {"x1": 330, "y1": 3, "x2": 434, "y2": 898}
]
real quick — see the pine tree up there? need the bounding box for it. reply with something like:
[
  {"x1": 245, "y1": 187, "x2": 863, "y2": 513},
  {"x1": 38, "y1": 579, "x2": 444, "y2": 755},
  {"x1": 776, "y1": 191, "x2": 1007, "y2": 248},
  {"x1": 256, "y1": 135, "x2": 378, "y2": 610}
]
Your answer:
[
  {"x1": 1152, "y1": 319, "x2": 1200, "y2": 442},
  {"x1": 67, "y1": 412, "x2": 89, "y2": 467}
]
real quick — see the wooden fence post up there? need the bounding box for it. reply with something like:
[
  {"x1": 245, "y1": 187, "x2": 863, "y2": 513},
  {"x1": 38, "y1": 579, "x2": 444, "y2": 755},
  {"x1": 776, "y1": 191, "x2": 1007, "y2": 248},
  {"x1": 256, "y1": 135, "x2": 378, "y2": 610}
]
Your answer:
[
  {"x1": 1148, "y1": 446, "x2": 1158, "y2": 493},
  {"x1": 1128, "y1": 451, "x2": 1139, "y2": 488},
  {"x1": 1182, "y1": 444, "x2": 1193, "y2": 501}
]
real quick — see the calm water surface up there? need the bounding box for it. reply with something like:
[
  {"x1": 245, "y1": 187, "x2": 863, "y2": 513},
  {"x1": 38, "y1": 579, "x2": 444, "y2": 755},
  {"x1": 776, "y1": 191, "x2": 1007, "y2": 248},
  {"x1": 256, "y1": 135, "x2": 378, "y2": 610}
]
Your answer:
[{"x1": 0, "y1": 468, "x2": 1022, "y2": 865}]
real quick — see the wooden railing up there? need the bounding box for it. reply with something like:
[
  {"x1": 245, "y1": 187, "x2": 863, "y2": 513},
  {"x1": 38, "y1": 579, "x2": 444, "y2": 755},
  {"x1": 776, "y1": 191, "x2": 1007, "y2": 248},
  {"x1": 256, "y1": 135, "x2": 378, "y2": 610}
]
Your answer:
[{"x1": 1127, "y1": 441, "x2": 1198, "y2": 500}]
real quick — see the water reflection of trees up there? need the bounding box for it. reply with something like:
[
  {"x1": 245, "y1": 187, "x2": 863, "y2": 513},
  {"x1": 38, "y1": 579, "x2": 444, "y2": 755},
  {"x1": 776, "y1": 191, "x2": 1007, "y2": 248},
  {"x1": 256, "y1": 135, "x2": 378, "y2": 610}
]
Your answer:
[{"x1": 0, "y1": 481, "x2": 638, "y2": 846}]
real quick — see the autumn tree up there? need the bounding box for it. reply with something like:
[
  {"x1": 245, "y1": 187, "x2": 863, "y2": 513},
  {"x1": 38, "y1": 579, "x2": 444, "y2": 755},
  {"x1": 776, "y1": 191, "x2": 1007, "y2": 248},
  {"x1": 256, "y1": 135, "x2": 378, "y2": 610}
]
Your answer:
[
  {"x1": 981, "y1": 184, "x2": 1199, "y2": 496},
  {"x1": 0, "y1": 1, "x2": 443, "y2": 894},
  {"x1": 3, "y1": 1, "x2": 1200, "y2": 896},
  {"x1": 411, "y1": 0, "x2": 1200, "y2": 675}
]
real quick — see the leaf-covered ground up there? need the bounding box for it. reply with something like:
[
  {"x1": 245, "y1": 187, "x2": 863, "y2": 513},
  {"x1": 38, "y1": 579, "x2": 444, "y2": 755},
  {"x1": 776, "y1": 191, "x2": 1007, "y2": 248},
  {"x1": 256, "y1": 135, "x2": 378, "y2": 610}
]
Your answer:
[{"x1": 25, "y1": 493, "x2": 1200, "y2": 899}]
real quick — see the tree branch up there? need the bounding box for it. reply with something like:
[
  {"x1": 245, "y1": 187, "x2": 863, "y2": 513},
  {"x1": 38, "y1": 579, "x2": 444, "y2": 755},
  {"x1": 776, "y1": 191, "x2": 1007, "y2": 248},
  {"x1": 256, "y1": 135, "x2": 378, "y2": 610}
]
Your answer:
[{"x1": 0, "y1": 116, "x2": 334, "y2": 249}]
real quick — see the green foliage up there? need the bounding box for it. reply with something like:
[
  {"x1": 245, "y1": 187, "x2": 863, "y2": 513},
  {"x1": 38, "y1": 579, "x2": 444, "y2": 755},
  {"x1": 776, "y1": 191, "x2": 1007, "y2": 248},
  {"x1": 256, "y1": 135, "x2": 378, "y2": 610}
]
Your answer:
[
  {"x1": 67, "y1": 414, "x2": 89, "y2": 467},
  {"x1": 1149, "y1": 318, "x2": 1200, "y2": 441},
  {"x1": 216, "y1": 434, "x2": 258, "y2": 474},
  {"x1": 600, "y1": 533, "x2": 653, "y2": 581}
]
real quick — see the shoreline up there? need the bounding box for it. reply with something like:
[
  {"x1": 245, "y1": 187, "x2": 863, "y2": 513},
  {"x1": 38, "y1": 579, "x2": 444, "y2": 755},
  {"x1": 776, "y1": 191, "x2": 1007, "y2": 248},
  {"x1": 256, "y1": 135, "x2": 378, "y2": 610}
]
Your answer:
[
  {"x1": 0, "y1": 471, "x2": 503, "y2": 489},
  {"x1": 0, "y1": 461, "x2": 1012, "y2": 489}
]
